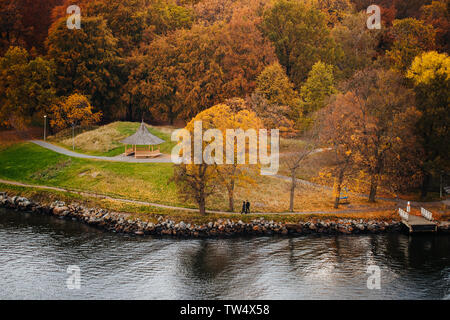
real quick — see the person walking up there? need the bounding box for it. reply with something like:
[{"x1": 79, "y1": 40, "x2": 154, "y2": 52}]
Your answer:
[
  {"x1": 245, "y1": 200, "x2": 250, "y2": 214},
  {"x1": 241, "y1": 201, "x2": 246, "y2": 214}
]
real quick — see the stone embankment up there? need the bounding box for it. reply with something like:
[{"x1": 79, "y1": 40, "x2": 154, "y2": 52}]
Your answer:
[{"x1": 1, "y1": 192, "x2": 448, "y2": 237}]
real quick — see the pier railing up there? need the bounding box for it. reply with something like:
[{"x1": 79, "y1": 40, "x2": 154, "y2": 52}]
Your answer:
[
  {"x1": 421, "y1": 208, "x2": 433, "y2": 221},
  {"x1": 399, "y1": 208, "x2": 409, "y2": 221}
]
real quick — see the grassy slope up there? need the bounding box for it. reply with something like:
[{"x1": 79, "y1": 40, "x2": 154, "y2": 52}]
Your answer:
[
  {"x1": 0, "y1": 142, "x2": 182, "y2": 206},
  {"x1": 49, "y1": 122, "x2": 177, "y2": 156}
]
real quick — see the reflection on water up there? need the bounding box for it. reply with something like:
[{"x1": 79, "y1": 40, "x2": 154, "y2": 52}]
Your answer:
[{"x1": 0, "y1": 208, "x2": 449, "y2": 300}]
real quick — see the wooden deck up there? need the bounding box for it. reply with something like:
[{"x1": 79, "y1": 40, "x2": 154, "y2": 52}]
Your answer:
[{"x1": 401, "y1": 214, "x2": 437, "y2": 233}]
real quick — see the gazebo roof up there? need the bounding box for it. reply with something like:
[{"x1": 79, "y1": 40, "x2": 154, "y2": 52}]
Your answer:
[{"x1": 120, "y1": 122, "x2": 165, "y2": 145}]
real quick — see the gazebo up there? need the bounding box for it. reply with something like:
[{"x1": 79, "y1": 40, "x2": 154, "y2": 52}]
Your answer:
[{"x1": 120, "y1": 121, "x2": 165, "y2": 158}]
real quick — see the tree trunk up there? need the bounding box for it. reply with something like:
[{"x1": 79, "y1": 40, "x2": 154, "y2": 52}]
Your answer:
[
  {"x1": 198, "y1": 197, "x2": 206, "y2": 215},
  {"x1": 126, "y1": 100, "x2": 133, "y2": 121},
  {"x1": 368, "y1": 174, "x2": 378, "y2": 202},
  {"x1": 289, "y1": 170, "x2": 296, "y2": 212},
  {"x1": 420, "y1": 173, "x2": 430, "y2": 199},
  {"x1": 334, "y1": 183, "x2": 341, "y2": 209},
  {"x1": 228, "y1": 182, "x2": 235, "y2": 212},
  {"x1": 334, "y1": 171, "x2": 344, "y2": 209}
]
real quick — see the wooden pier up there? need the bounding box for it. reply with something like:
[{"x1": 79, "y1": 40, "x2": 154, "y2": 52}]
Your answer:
[{"x1": 399, "y1": 207, "x2": 437, "y2": 233}]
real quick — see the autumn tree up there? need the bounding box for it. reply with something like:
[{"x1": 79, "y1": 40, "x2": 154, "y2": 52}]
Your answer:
[
  {"x1": 130, "y1": 10, "x2": 275, "y2": 123},
  {"x1": 80, "y1": 0, "x2": 150, "y2": 54},
  {"x1": 193, "y1": 0, "x2": 238, "y2": 25},
  {"x1": 299, "y1": 61, "x2": 337, "y2": 131},
  {"x1": 16, "y1": 0, "x2": 64, "y2": 53},
  {"x1": 246, "y1": 93, "x2": 295, "y2": 134},
  {"x1": 420, "y1": 0, "x2": 450, "y2": 53},
  {"x1": 387, "y1": 18, "x2": 436, "y2": 72},
  {"x1": 147, "y1": 0, "x2": 194, "y2": 36},
  {"x1": 49, "y1": 94, "x2": 102, "y2": 130},
  {"x1": 316, "y1": 0, "x2": 354, "y2": 27},
  {"x1": 0, "y1": 46, "x2": 56, "y2": 128},
  {"x1": 254, "y1": 62, "x2": 301, "y2": 121},
  {"x1": 46, "y1": 17, "x2": 123, "y2": 119},
  {"x1": 52, "y1": 0, "x2": 193, "y2": 53},
  {"x1": 407, "y1": 51, "x2": 450, "y2": 197},
  {"x1": 193, "y1": 0, "x2": 270, "y2": 25},
  {"x1": 342, "y1": 68, "x2": 420, "y2": 202},
  {"x1": 261, "y1": 0, "x2": 341, "y2": 87},
  {"x1": 207, "y1": 98, "x2": 263, "y2": 212},
  {"x1": 285, "y1": 135, "x2": 316, "y2": 211},
  {"x1": 332, "y1": 11, "x2": 382, "y2": 79},
  {"x1": 318, "y1": 92, "x2": 358, "y2": 208},
  {"x1": 0, "y1": 0, "x2": 28, "y2": 54},
  {"x1": 173, "y1": 99, "x2": 264, "y2": 213}
]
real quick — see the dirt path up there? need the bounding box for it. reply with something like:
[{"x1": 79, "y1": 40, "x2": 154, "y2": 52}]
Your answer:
[{"x1": 0, "y1": 178, "x2": 398, "y2": 215}]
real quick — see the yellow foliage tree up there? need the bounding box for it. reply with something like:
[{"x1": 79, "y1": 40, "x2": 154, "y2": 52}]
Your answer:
[
  {"x1": 49, "y1": 94, "x2": 102, "y2": 130},
  {"x1": 173, "y1": 98, "x2": 264, "y2": 213}
]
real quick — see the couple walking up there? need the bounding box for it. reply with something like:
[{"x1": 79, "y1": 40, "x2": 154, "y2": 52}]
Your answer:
[{"x1": 241, "y1": 200, "x2": 251, "y2": 214}]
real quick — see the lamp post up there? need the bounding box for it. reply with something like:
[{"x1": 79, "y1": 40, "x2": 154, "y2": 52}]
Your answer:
[
  {"x1": 72, "y1": 123, "x2": 75, "y2": 151},
  {"x1": 43, "y1": 115, "x2": 47, "y2": 141}
]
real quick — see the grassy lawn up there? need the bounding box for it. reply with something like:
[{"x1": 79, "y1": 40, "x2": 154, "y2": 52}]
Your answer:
[
  {"x1": 0, "y1": 142, "x2": 400, "y2": 214},
  {"x1": 0, "y1": 142, "x2": 182, "y2": 207},
  {"x1": 0, "y1": 183, "x2": 404, "y2": 224},
  {"x1": 48, "y1": 121, "x2": 177, "y2": 156}
]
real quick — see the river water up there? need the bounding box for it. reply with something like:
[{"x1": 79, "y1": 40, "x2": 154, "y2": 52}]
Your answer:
[{"x1": 0, "y1": 207, "x2": 449, "y2": 300}]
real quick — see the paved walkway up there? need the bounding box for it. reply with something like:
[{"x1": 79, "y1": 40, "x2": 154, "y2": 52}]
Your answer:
[
  {"x1": 30, "y1": 140, "x2": 172, "y2": 163},
  {"x1": 0, "y1": 179, "x2": 397, "y2": 215}
]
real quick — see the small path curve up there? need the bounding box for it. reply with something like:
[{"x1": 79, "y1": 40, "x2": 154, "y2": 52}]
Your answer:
[
  {"x1": 30, "y1": 140, "x2": 172, "y2": 163},
  {"x1": 0, "y1": 179, "x2": 397, "y2": 215}
]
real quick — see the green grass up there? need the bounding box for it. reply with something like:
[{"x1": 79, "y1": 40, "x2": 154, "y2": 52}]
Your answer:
[{"x1": 0, "y1": 142, "x2": 185, "y2": 207}]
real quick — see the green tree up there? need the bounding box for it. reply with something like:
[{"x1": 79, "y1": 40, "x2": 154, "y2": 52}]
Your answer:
[
  {"x1": 0, "y1": 46, "x2": 55, "y2": 128},
  {"x1": 299, "y1": 61, "x2": 337, "y2": 130},
  {"x1": 407, "y1": 51, "x2": 450, "y2": 197},
  {"x1": 261, "y1": 0, "x2": 340, "y2": 87}
]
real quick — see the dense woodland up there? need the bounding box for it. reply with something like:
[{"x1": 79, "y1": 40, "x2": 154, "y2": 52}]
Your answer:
[{"x1": 0, "y1": 0, "x2": 449, "y2": 202}]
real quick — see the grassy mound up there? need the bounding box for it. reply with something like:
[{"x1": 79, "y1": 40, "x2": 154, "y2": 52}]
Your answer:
[{"x1": 50, "y1": 122, "x2": 177, "y2": 156}]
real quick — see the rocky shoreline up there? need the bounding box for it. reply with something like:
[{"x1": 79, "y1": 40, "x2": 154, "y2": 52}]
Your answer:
[{"x1": 1, "y1": 192, "x2": 449, "y2": 237}]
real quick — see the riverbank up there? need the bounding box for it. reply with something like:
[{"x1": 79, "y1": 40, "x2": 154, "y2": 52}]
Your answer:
[{"x1": 2, "y1": 192, "x2": 449, "y2": 237}]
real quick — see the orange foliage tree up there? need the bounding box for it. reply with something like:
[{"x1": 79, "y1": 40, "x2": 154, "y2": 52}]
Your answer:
[
  {"x1": 129, "y1": 8, "x2": 275, "y2": 124},
  {"x1": 49, "y1": 94, "x2": 102, "y2": 130}
]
